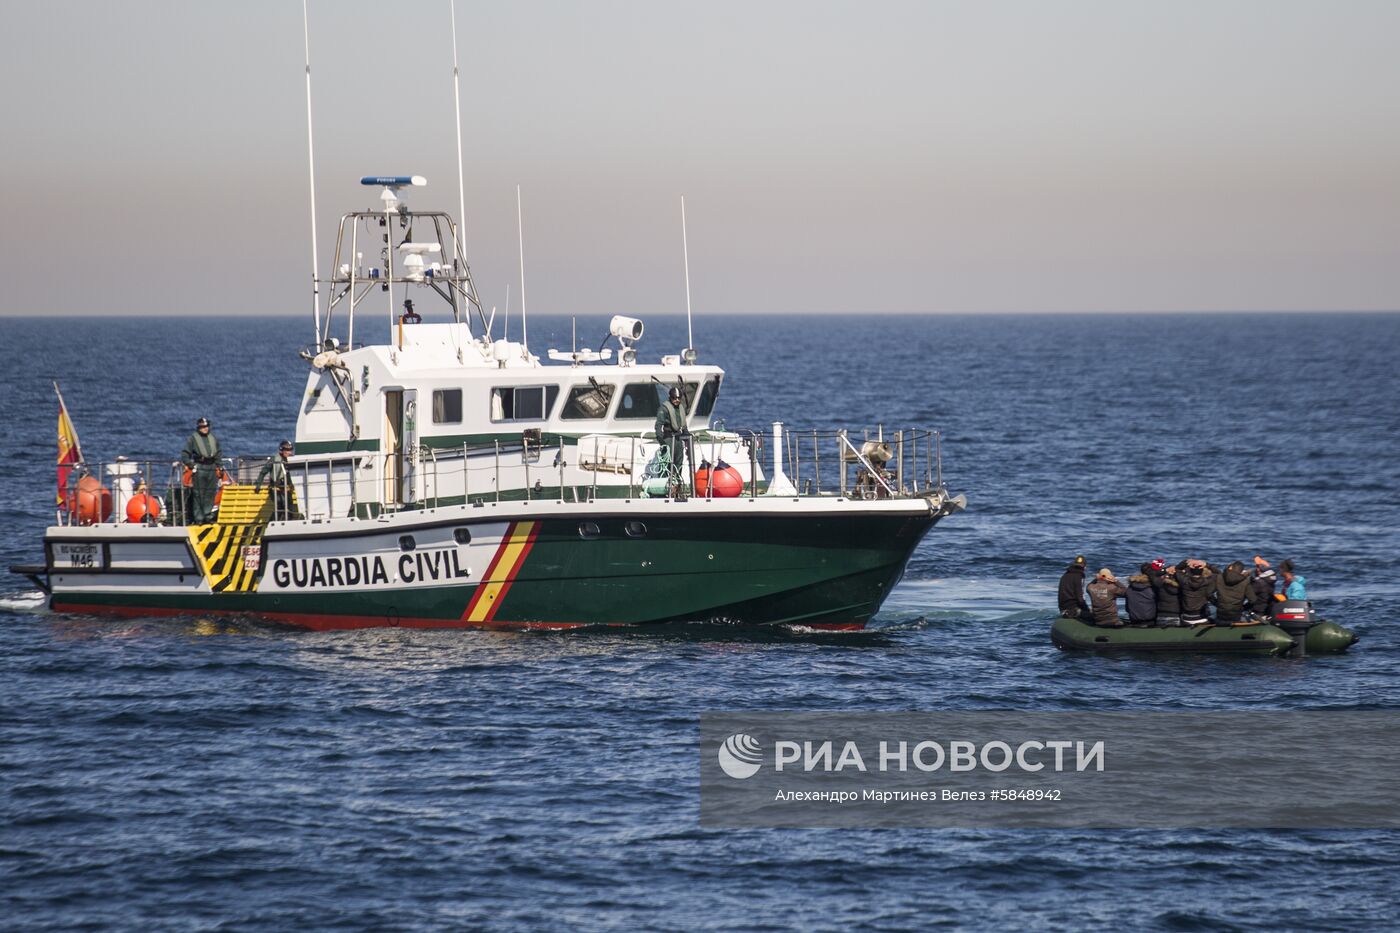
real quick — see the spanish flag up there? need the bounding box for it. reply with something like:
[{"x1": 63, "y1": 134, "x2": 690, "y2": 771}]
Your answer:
[{"x1": 55, "y1": 382, "x2": 83, "y2": 507}]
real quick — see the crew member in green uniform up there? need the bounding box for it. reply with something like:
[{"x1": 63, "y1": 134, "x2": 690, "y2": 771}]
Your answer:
[
  {"x1": 654, "y1": 385, "x2": 688, "y2": 497},
  {"x1": 254, "y1": 439, "x2": 301, "y2": 520},
  {"x1": 181, "y1": 417, "x2": 222, "y2": 524}
]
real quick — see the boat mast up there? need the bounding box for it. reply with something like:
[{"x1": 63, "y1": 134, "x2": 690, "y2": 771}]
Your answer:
[{"x1": 302, "y1": 0, "x2": 322, "y2": 346}]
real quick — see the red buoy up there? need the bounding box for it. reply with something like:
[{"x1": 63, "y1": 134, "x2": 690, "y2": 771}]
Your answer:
[
  {"x1": 125, "y1": 492, "x2": 161, "y2": 524},
  {"x1": 696, "y1": 460, "x2": 744, "y2": 498}
]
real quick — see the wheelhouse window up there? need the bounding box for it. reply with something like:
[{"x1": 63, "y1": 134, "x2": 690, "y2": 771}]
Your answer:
[
  {"x1": 616, "y1": 383, "x2": 661, "y2": 420},
  {"x1": 695, "y1": 377, "x2": 721, "y2": 417},
  {"x1": 490, "y1": 385, "x2": 560, "y2": 422},
  {"x1": 432, "y1": 388, "x2": 463, "y2": 424},
  {"x1": 561, "y1": 382, "x2": 616, "y2": 420},
  {"x1": 616, "y1": 382, "x2": 699, "y2": 419}
]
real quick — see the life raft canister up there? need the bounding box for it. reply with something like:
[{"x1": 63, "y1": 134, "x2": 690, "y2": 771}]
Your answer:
[
  {"x1": 695, "y1": 459, "x2": 743, "y2": 498},
  {"x1": 74, "y1": 475, "x2": 113, "y2": 525}
]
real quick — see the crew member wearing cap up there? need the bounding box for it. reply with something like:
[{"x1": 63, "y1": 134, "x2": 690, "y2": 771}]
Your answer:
[
  {"x1": 1056, "y1": 555, "x2": 1093, "y2": 621},
  {"x1": 180, "y1": 417, "x2": 222, "y2": 524},
  {"x1": 1086, "y1": 568, "x2": 1129, "y2": 627},
  {"x1": 654, "y1": 385, "x2": 689, "y2": 497},
  {"x1": 254, "y1": 440, "x2": 301, "y2": 521}
]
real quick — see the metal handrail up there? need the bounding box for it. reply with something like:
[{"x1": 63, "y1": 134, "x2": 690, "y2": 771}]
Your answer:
[{"x1": 53, "y1": 424, "x2": 946, "y2": 529}]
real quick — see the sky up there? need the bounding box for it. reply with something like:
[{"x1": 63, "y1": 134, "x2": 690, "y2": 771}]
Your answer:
[{"x1": 1, "y1": 0, "x2": 1398, "y2": 316}]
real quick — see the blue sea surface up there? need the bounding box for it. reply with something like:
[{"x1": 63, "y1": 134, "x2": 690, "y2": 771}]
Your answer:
[{"x1": 2, "y1": 312, "x2": 1399, "y2": 931}]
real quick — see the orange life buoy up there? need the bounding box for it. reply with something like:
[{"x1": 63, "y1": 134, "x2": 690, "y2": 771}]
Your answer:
[
  {"x1": 74, "y1": 475, "x2": 112, "y2": 524},
  {"x1": 695, "y1": 460, "x2": 743, "y2": 498},
  {"x1": 125, "y1": 492, "x2": 162, "y2": 523}
]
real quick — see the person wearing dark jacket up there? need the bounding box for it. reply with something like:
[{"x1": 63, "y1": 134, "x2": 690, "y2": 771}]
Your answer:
[
  {"x1": 180, "y1": 417, "x2": 222, "y2": 524},
  {"x1": 1125, "y1": 572, "x2": 1157, "y2": 625},
  {"x1": 1176, "y1": 559, "x2": 1217, "y2": 623},
  {"x1": 1057, "y1": 556, "x2": 1092, "y2": 620},
  {"x1": 1086, "y1": 569, "x2": 1129, "y2": 626},
  {"x1": 1212, "y1": 560, "x2": 1255, "y2": 623},
  {"x1": 1250, "y1": 556, "x2": 1277, "y2": 616},
  {"x1": 1145, "y1": 559, "x2": 1181, "y2": 623}
]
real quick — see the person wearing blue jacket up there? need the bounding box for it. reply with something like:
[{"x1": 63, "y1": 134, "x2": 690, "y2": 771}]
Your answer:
[{"x1": 1280, "y1": 559, "x2": 1307, "y2": 600}]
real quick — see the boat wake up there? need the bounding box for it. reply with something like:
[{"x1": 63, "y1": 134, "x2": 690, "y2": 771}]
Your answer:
[{"x1": 0, "y1": 589, "x2": 49, "y2": 613}]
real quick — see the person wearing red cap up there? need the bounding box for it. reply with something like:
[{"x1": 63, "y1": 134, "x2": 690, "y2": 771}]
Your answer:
[{"x1": 1144, "y1": 559, "x2": 1181, "y2": 625}]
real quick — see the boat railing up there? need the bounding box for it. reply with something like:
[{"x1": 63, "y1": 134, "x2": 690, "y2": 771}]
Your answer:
[
  {"x1": 713, "y1": 425, "x2": 944, "y2": 501},
  {"x1": 52, "y1": 424, "x2": 945, "y2": 527},
  {"x1": 54, "y1": 457, "x2": 215, "y2": 528}
]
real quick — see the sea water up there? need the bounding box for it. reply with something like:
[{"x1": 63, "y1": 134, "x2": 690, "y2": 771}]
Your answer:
[{"x1": 2, "y1": 313, "x2": 1398, "y2": 930}]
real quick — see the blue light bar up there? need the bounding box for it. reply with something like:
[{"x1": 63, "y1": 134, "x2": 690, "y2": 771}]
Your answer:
[{"x1": 360, "y1": 175, "x2": 426, "y2": 187}]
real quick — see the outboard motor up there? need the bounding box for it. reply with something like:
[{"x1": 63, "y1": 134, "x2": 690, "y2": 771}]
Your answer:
[
  {"x1": 1271, "y1": 599, "x2": 1318, "y2": 636},
  {"x1": 1270, "y1": 599, "x2": 1358, "y2": 656}
]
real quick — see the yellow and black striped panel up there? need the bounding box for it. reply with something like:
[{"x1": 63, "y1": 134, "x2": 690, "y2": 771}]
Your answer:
[
  {"x1": 216, "y1": 486, "x2": 274, "y2": 525},
  {"x1": 188, "y1": 523, "x2": 267, "y2": 593}
]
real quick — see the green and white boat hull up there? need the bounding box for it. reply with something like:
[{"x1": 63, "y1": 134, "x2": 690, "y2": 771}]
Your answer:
[{"x1": 34, "y1": 496, "x2": 957, "y2": 631}]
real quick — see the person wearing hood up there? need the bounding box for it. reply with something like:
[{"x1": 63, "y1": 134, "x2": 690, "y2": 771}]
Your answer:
[
  {"x1": 1250, "y1": 556, "x2": 1277, "y2": 617},
  {"x1": 1057, "y1": 555, "x2": 1092, "y2": 620},
  {"x1": 1145, "y1": 558, "x2": 1181, "y2": 624},
  {"x1": 1280, "y1": 559, "x2": 1308, "y2": 600},
  {"x1": 1125, "y1": 567, "x2": 1158, "y2": 625},
  {"x1": 1086, "y1": 568, "x2": 1129, "y2": 627},
  {"x1": 1176, "y1": 559, "x2": 1217, "y2": 624},
  {"x1": 1212, "y1": 560, "x2": 1255, "y2": 623}
]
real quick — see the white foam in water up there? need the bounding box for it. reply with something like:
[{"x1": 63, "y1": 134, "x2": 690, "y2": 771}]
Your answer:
[
  {"x1": 883, "y1": 577, "x2": 1053, "y2": 621},
  {"x1": 0, "y1": 590, "x2": 50, "y2": 613}
]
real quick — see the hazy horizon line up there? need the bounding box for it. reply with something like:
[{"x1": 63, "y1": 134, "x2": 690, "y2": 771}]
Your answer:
[{"x1": 4, "y1": 308, "x2": 1397, "y2": 319}]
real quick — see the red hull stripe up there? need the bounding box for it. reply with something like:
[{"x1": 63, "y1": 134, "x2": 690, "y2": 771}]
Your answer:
[
  {"x1": 460, "y1": 520, "x2": 539, "y2": 623},
  {"x1": 481, "y1": 526, "x2": 539, "y2": 623},
  {"x1": 460, "y1": 523, "x2": 516, "y2": 620}
]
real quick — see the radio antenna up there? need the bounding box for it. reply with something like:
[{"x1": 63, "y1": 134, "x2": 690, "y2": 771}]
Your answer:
[
  {"x1": 681, "y1": 195, "x2": 695, "y2": 359},
  {"x1": 449, "y1": 0, "x2": 469, "y2": 327},
  {"x1": 517, "y1": 184, "x2": 529, "y2": 358},
  {"x1": 302, "y1": 0, "x2": 322, "y2": 346}
]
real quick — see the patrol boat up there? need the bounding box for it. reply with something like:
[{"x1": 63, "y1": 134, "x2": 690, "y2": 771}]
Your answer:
[{"x1": 14, "y1": 177, "x2": 965, "y2": 631}]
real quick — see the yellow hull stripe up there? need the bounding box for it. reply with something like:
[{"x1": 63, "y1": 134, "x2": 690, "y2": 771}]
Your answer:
[{"x1": 463, "y1": 521, "x2": 539, "y2": 623}]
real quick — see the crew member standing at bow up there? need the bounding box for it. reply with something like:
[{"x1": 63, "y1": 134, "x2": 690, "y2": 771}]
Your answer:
[
  {"x1": 254, "y1": 440, "x2": 301, "y2": 520},
  {"x1": 654, "y1": 385, "x2": 689, "y2": 498},
  {"x1": 181, "y1": 417, "x2": 222, "y2": 524}
]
